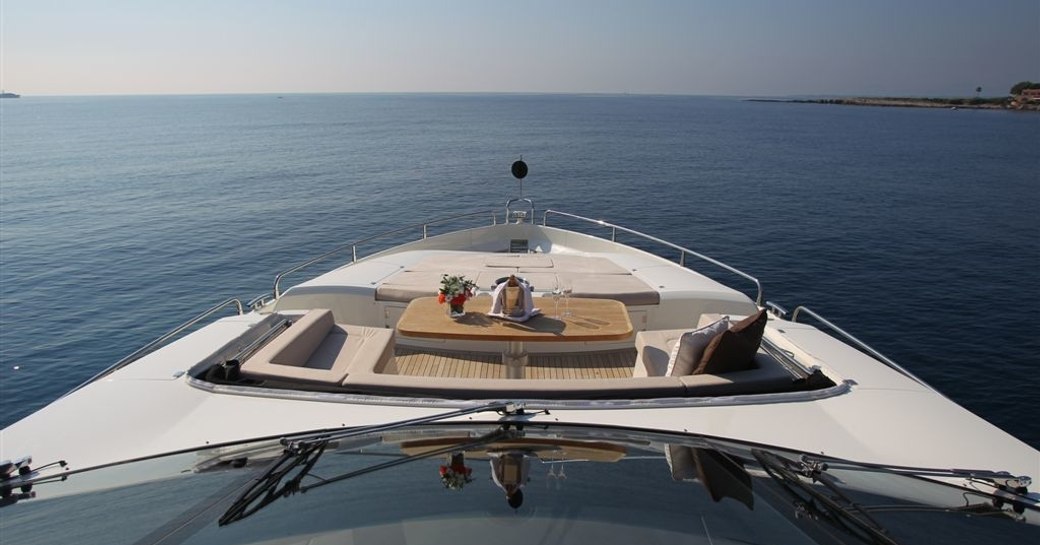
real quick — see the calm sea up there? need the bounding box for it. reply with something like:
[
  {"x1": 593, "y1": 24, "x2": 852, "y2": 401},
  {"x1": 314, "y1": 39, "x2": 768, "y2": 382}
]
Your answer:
[{"x1": 1, "y1": 94, "x2": 1037, "y2": 448}]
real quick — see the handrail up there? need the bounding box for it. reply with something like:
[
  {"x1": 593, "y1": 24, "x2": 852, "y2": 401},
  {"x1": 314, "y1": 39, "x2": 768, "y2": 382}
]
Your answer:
[
  {"x1": 62, "y1": 297, "x2": 245, "y2": 397},
  {"x1": 505, "y1": 197, "x2": 535, "y2": 223},
  {"x1": 790, "y1": 306, "x2": 934, "y2": 390},
  {"x1": 247, "y1": 292, "x2": 274, "y2": 310},
  {"x1": 541, "y1": 209, "x2": 764, "y2": 305},
  {"x1": 273, "y1": 209, "x2": 499, "y2": 297},
  {"x1": 765, "y1": 301, "x2": 789, "y2": 318}
]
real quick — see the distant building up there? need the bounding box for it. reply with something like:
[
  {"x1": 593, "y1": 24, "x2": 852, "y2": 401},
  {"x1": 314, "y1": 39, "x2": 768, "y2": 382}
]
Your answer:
[{"x1": 1021, "y1": 88, "x2": 1040, "y2": 101}]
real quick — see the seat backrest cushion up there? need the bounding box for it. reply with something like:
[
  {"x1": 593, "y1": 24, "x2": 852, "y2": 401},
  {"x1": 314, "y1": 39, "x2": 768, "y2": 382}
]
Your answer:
[
  {"x1": 694, "y1": 309, "x2": 767, "y2": 375},
  {"x1": 270, "y1": 309, "x2": 335, "y2": 366},
  {"x1": 667, "y1": 316, "x2": 730, "y2": 376}
]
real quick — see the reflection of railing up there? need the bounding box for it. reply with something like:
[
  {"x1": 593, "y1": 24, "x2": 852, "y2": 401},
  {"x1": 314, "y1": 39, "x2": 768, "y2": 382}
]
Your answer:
[
  {"x1": 273, "y1": 210, "x2": 499, "y2": 297},
  {"x1": 790, "y1": 306, "x2": 933, "y2": 391},
  {"x1": 541, "y1": 209, "x2": 764, "y2": 305},
  {"x1": 64, "y1": 298, "x2": 245, "y2": 396}
]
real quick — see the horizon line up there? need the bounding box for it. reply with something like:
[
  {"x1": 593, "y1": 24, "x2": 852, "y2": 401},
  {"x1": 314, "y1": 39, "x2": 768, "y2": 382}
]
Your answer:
[{"x1": 1, "y1": 90, "x2": 1015, "y2": 99}]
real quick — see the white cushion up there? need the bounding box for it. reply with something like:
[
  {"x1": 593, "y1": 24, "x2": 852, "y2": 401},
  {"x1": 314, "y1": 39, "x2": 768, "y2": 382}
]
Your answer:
[{"x1": 666, "y1": 316, "x2": 730, "y2": 376}]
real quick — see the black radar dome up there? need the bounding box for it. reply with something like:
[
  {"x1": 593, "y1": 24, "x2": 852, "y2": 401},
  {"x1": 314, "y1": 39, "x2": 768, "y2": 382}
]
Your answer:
[{"x1": 511, "y1": 160, "x2": 528, "y2": 180}]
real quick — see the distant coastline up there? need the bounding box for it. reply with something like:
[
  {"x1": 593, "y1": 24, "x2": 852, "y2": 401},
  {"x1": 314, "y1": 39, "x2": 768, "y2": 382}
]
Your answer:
[{"x1": 749, "y1": 96, "x2": 1038, "y2": 111}]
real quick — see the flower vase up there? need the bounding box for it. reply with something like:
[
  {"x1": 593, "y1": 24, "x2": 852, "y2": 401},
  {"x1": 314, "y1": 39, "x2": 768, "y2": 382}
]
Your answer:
[{"x1": 449, "y1": 303, "x2": 466, "y2": 319}]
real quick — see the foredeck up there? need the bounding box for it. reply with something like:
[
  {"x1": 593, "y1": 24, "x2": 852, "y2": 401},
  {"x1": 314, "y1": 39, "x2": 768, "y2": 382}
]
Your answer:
[
  {"x1": 394, "y1": 347, "x2": 636, "y2": 379},
  {"x1": 268, "y1": 219, "x2": 768, "y2": 340}
]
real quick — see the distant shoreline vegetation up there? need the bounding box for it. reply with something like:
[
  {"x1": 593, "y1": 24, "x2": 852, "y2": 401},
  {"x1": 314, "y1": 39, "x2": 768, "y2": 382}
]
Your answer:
[
  {"x1": 748, "y1": 96, "x2": 1038, "y2": 111},
  {"x1": 751, "y1": 81, "x2": 1040, "y2": 111}
]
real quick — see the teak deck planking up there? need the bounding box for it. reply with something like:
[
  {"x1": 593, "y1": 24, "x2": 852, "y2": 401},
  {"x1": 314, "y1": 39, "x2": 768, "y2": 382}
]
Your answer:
[{"x1": 394, "y1": 347, "x2": 636, "y2": 380}]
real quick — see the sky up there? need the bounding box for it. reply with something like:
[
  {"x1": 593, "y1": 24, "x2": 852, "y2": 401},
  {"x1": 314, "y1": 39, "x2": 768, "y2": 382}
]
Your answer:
[{"x1": 1, "y1": 0, "x2": 1038, "y2": 97}]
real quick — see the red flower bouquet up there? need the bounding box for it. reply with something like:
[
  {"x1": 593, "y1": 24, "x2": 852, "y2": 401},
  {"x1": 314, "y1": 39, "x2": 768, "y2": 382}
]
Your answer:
[
  {"x1": 438, "y1": 274, "x2": 477, "y2": 317},
  {"x1": 439, "y1": 463, "x2": 473, "y2": 490}
]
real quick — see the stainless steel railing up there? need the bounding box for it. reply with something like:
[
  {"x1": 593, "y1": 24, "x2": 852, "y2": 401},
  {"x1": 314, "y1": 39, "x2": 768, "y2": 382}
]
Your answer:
[
  {"x1": 541, "y1": 209, "x2": 764, "y2": 305},
  {"x1": 270, "y1": 206, "x2": 763, "y2": 304},
  {"x1": 273, "y1": 210, "x2": 499, "y2": 297},
  {"x1": 247, "y1": 292, "x2": 275, "y2": 311},
  {"x1": 505, "y1": 197, "x2": 535, "y2": 223},
  {"x1": 790, "y1": 305, "x2": 934, "y2": 390},
  {"x1": 63, "y1": 297, "x2": 246, "y2": 396},
  {"x1": 765, "y1": 301, "x2": 789, "y2": 318}
]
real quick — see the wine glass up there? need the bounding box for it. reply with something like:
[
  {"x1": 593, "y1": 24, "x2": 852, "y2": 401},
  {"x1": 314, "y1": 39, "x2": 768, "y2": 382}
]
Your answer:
[
  {"x1": 561, "y1": 279, "x2": 573, "y2": 318},
  {"x1": 551, "y1": 279, "x2": 562, "y2": 319}
]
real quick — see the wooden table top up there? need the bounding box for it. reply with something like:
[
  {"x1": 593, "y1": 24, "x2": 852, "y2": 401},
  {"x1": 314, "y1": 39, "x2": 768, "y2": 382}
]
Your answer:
[{"x1": 396, "y1": 296, "x2": 633, "y2": 342}]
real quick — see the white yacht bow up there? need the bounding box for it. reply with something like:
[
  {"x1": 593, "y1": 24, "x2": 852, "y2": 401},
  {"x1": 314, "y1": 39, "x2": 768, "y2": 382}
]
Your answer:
[{"x1": 2, "y1": 164, "x2": 1036, "y2": 508}]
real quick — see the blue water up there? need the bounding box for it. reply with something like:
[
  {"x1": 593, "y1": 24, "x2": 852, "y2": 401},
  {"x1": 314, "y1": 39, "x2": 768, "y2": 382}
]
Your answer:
[{"x1": 2, "y1": 94, "x2": 1037, "y2": 448}]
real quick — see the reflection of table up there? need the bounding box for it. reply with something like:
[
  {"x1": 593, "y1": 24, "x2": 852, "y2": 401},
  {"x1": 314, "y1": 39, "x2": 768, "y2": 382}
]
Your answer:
[
  {"x1": 396, "y1": 296, "x2": 633, "y2": 377},
  {"x1": 399, "y1": 437, "x2": 627, "y2": 462}
]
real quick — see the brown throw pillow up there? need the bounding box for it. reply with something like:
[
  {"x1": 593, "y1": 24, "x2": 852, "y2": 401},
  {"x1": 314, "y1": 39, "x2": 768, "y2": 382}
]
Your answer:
[
  {"x1": 667, "y1": 317, "x2": 730, "y2": 376},
  {"x1": 694, "y1": 309, "x2": 767, "y2": 375}
]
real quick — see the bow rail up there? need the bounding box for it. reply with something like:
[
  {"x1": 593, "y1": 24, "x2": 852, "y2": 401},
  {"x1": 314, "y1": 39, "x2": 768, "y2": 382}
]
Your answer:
[
  {"x1": 273, "y1": 210, "x2": 500, "y2": 298},
  {"x1": 542, "y1": 209, "x2": 764, "y2": 305}
]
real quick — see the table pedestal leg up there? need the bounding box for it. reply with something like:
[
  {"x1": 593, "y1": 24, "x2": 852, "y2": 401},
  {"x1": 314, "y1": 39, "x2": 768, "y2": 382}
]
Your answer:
[{"x1": 503, "y1": 340, "x2": 528, "y2": 379}]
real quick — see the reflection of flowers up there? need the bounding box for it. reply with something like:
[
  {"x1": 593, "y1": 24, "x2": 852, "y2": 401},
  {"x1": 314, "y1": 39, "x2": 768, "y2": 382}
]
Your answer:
[
  {"x1": 438, "y1": 274, "x2": 477, "y2": 312},
  {"x1": 439, "y1": 464, "x2": 473, "y2": 490}
]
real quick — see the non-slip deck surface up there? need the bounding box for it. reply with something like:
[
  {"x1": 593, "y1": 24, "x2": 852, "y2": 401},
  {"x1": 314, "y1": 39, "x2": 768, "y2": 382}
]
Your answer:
[{"x1": 394, "y1": 347, "x2": 636, "y2": 379}]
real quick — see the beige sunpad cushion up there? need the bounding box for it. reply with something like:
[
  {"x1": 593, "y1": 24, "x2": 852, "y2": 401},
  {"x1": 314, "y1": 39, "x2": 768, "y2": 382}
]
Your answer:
[
  {"x1": 404, "y1": 254, "x2": 492, "y2": 271},
  {"x1": 242, "y1": 309, "x2": 395, "y2": 385},
  {"x1": 376, "y1": 270, "x2": 478, "y2": 302},
  {"x1": 483, "y1": 254, "x2": 554, "y2": 268},
  {"x1": 377, "y1": 271, "x2": 659, "y2": 305},
  {"x1": 519, "y1": 255, "x2": 629, "y2": 274},
  {"x1": 261, "y1": 308, "x2": 334, "y2": 365},
  {"x1": 568, "y1": 275, "x2": 660, "y2": 306}
]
